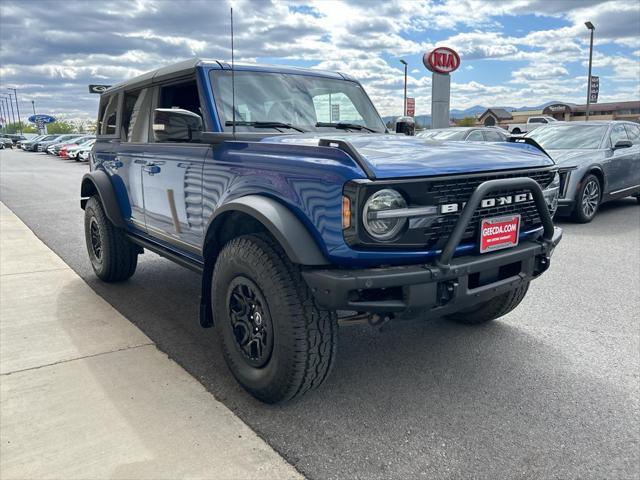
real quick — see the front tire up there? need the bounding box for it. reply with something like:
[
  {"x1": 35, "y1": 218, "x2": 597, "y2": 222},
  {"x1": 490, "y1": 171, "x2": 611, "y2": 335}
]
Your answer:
[
  {"x1": 212, "y1": 234, "x2": 337, "y2": 403},
  {"x1": 446, "y1": 283, "x2": 529, "y2": 325},
  {"x1": 84, "y1": 196, "x2": 138, "y2": 282},
  {"x1": 573, "y1": 174, "x2": 601, "y2": 223}
]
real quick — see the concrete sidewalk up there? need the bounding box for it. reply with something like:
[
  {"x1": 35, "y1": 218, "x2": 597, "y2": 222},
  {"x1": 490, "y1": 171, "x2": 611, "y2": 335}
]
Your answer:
[{"x1": 0, "y1": 202, "x2": 301, "y2": 480}]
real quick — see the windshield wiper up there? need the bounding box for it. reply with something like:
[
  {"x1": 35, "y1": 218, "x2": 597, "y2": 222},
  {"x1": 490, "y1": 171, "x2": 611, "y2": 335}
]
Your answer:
[
  {"x1": 225, "y1": 121, "x2": 307, "y2": 133},
  {"x1": 315, "y1": 122, "x2": 378, "y2": 133}
]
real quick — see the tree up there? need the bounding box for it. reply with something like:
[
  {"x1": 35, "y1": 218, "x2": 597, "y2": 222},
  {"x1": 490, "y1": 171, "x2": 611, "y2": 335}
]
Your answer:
[
  {"x1": 456, "y1": 116, "x2": 476, "y2": 127},
  {"x1": 46, "y1": 121, "x2": 75, "y2": 134},
  {"x1": 1, "y1": 122, "x2": 37, "y2": 134}
]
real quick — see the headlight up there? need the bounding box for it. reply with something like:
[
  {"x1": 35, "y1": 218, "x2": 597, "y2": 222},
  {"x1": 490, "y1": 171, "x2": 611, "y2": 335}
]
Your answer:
[
  {"x1": 362, "y1": 189, "x2": 407, "y2": 240},
  {"x1": 543, "y1": 172, "x2": 560, "y2": 216}
]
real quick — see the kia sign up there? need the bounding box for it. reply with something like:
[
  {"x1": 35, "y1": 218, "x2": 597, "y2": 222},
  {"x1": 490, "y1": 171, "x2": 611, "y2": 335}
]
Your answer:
[
  {"x1": 89, "y1": 84, "x2": 111, "y2": 94},
  {"x1": 406, "y1": 97, "x2": 415, "y2": 117},
  {"x1": 28, "y1": 114, "x2": 56, "y2": 124},
  {"x1": 425, "y1": 47, "x2": 460, "y2": 129},
  {"x1": 423, "y1": 47, "x2": 460, "y2": 74}
]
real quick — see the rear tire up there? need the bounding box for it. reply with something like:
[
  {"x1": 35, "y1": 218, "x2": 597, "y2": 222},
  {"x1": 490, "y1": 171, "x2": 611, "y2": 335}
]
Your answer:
[
  {"x1": 212, "y1": 234, "x2": 337, "y2": 403},
  {"x1": 572, "y1": 174, "x2": 601, "y2": 223},
  {"x1": 446, "y1": 283, "x2": 529, "y2": 325},
  {"x1": 84, "y1": 196, "x2": 138, "y2": 282}
]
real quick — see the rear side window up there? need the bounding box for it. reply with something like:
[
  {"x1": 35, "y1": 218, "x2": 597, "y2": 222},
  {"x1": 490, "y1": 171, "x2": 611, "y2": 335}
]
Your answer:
[
  {"x1": 529, "y1": 118, "x2": 544, "y2": 124},
  {"x1": 98, "y1": 94, "x2": 119, "y2": 136},
  {"x1": 623, "y1": 124, "x2": 640, "y2": 145},
  {"x1": 466, "y1": 130, "x2": 484, "y2": 141},
  {"x1": 609, "y1": 124, "x2": 629, "y2": 147},
  {"x1": 122, "y1": 88, "x2": 153, "y2": 143},
  {"x1": 483, "y1": 130, "x2": 504, "y2": 142}
]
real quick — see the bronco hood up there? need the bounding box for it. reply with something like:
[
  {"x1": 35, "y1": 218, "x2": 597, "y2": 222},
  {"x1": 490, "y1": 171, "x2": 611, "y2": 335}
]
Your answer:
[{"x1": 263, "y1": 133, "x2": 554, "y2": 179}]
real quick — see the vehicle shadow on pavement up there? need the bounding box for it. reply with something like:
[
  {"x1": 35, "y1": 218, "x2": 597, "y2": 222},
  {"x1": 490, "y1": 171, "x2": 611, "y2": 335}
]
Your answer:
[
  {"x1": 554, "y1": 197, "x2": 639, "y2": 237},
  {"x1": 79, "y1": 260, "x2": 638, "y2": 480}
]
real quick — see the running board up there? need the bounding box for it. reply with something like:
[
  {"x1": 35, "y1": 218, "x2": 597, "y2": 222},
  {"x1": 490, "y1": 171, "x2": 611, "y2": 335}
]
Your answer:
[{"x1": 126, "y1": 234, "x2": 204, "y2": 274}]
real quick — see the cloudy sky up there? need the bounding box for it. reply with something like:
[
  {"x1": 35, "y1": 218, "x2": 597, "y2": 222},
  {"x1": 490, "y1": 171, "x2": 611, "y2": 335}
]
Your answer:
[{"x1": 0, "y1": 0, "x2": 638, "y2": 123}]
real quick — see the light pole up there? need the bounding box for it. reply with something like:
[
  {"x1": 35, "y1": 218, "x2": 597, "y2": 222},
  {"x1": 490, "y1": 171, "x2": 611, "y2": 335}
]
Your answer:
[
  {"x1": 585, "y1": 21, "x2": 595, "y2": 121},
  {"x1": 31, "y1": 99, "x2": 36, "y2": 115},
  {"x1": 8, "y1": 89, "x2": 22, "y2": 134},
  {"x1": 0, "y1": 99, "x2": 7, "y2": 132},
  {"x1": 0, "y1": 95, "x2": 16, "y2": 131},
  {"x1": 400, "y1": 59, "x2": 408, "y2": 116}
]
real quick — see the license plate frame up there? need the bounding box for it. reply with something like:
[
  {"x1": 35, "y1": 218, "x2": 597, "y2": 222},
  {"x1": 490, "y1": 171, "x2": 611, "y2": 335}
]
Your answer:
[{"x1": 479, "y1": 214, "x2": 521, "y2": 254}]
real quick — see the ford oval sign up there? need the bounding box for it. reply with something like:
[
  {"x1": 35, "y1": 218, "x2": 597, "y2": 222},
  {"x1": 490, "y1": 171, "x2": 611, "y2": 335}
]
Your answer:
[
  {"x1": 424, "y1": 47, "x2": 460, "y2": 74},
  {"x1": 28, "y1": 114, "x2": 56, "y2": 124}
]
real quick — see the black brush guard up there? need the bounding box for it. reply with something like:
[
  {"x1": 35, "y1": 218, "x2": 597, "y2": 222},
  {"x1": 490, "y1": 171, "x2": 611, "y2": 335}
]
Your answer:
[{"x1": 303, "y1": 177, "x2": 562, "y2": 314}]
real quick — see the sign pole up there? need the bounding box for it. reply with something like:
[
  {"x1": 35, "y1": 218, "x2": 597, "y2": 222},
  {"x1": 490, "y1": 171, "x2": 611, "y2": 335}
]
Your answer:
[
  {"x1": 431, "y1": 73, "x2": 451, "y2": 129},
  {"x1": 585, "y1": 22, "x2": 595, "y2": 121}
]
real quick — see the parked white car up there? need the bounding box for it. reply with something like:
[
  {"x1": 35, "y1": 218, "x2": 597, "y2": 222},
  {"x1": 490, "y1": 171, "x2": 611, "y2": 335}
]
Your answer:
[
  {"x1": 69, "y1": 139, "x2": 96, "y2": 161},
  {"x1": 507, "y1": 115, "x2": 557, "y2": 135}
]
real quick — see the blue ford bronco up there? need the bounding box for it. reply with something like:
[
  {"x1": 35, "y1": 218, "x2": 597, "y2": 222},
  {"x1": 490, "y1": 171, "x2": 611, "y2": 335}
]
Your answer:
[{"x1": 81, "y1": 58, "x2": 562, "y2": 403}]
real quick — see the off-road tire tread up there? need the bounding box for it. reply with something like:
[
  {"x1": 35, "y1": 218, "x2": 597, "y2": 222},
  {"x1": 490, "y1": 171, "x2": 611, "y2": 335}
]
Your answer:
[
  {"x1": 85, "y1": 196, "x2": 137, "y2": 282},
  {"x1": 446, "y1": 283, "x2": 529, "y2": 325},
  {"x1": 214, "y1": 234, "x2": 337, "y2": 403}
]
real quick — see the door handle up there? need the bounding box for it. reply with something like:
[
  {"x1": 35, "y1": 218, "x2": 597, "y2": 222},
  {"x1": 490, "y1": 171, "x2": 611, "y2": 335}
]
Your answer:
[{"x1": 143, "y1": 162, "x2": 161, "y2": 174}]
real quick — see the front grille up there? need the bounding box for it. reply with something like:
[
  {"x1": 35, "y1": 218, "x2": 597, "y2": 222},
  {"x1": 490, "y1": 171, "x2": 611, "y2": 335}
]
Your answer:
[{"x1": 423, "y1": 169, "x2": 554, "y2": 250}]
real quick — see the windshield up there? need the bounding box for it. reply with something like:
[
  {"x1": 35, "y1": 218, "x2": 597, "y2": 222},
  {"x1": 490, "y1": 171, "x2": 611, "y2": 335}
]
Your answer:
[
  {"x1": 526, "y1": 125, "x2": 608, "y2": 149},
  {"x1": 210, "y1": 70, "x2": 386, "y2": 133}
]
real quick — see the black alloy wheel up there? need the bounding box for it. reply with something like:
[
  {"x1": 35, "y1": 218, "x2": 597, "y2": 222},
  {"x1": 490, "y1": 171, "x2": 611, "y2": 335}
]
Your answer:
[
  {"x1": 227, "y1": 276, "x2": 274, "y2": 368},
  {"x1": 89, "y1": 217, "x2": 103, "y2": 262}
]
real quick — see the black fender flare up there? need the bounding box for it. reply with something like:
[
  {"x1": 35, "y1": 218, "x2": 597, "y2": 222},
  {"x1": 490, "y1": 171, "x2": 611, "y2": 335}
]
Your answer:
[
  {"x1": 199, "y1": 195, "x2": 330, "y2": 328},
  {"x1": 80, "y1": 170, "x2": 126, "y2": 228},
  {"x1": 208, "y1": 195, "x2": 329, "y2": 266}
]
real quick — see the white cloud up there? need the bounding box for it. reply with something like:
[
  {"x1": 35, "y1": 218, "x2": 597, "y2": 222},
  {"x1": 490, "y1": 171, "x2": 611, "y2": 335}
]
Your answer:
[{"x1": 0, "y1": 0, "x2": 637, "y2": 120}]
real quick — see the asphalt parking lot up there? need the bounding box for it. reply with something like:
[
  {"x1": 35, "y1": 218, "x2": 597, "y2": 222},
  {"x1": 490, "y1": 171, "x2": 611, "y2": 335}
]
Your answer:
[{"x1": 1, "y1": 148, "x2": 639, "y2": 479}]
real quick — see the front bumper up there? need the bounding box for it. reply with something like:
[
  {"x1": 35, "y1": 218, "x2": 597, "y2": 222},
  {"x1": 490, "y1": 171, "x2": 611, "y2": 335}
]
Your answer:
[
  {"x1": 556, "y1": 198, "x2": 575, "y2": 216},
  {"x1": 304, "y1": 176, "x2": 562, "y2": 316},
  {"x1": 304, "y1": 227, "x2": 561, "y2": 315}
]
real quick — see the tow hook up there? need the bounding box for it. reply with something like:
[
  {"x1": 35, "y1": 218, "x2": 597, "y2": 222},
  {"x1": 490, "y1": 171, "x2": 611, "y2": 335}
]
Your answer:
[
  {"x1": 534, "y1": 255, "x2": 551, "y2": 276},
  {"x1": 437, "y1": 280, "x2": 458, "y2": 306},
  {"x1": 368, "y1": 313, "x2": 391, "y2": 328}
]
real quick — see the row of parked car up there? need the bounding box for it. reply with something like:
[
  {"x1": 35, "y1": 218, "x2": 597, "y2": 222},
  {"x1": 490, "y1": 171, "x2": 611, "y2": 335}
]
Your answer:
[{"x1": 18, "y1": 133, "x2": 95, "y2": 161}]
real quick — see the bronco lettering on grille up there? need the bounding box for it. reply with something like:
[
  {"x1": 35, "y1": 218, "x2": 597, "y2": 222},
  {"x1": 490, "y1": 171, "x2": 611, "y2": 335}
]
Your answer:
[{"x1": 440, "y1": 192, "x2": 534, "y2": 214}]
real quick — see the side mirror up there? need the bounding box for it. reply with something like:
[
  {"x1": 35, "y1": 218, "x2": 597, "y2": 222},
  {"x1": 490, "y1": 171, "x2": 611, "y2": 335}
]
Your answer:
[
  {"x1": 395, "y1": 116, "x2": 415, "y2": 136},
  {"x1": 153, "y1": 108, "x2": 203, "y2": 142},
  {"x1": 613, "y1": 139, "x2": 632, "y2": 149}
]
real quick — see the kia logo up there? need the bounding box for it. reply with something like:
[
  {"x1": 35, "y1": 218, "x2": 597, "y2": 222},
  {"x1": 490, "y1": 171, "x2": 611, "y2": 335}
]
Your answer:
[{"x1": 423, "y1": 47, "x2": 460, "y2": 74}]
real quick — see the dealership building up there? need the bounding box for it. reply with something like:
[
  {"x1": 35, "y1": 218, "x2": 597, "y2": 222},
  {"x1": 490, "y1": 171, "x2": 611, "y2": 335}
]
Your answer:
[{"x1": 478, "y1": 100, "x2": 640, "y2": 127}]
